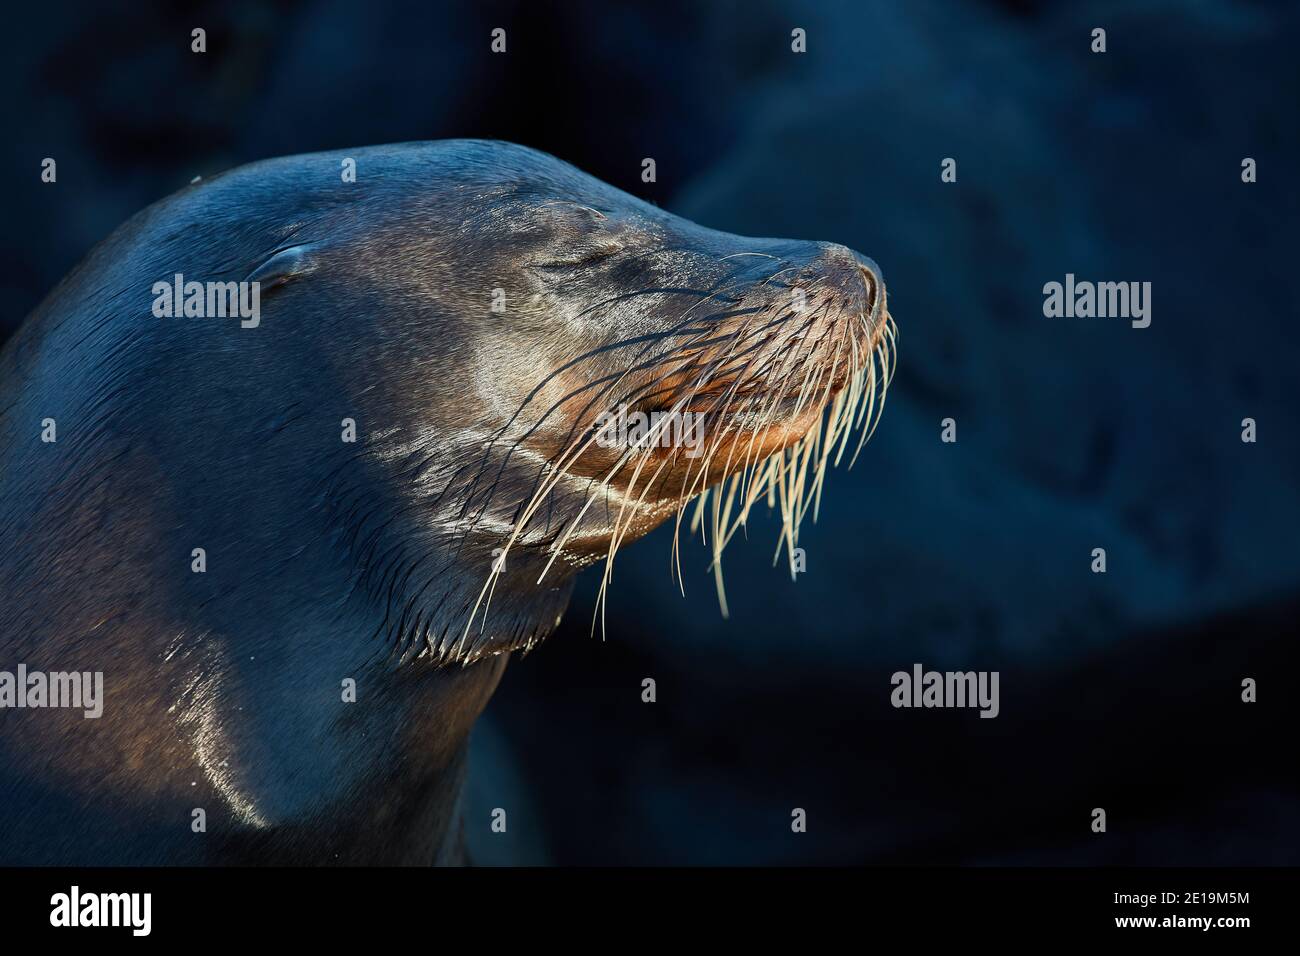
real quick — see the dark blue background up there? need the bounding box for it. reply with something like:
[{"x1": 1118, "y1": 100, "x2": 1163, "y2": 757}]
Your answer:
[{"x1": 4, "y1": 0, "x2": 1296, "y2": 864}]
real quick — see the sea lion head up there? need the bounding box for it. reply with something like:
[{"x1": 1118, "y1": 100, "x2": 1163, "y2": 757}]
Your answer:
[
  {"x1": 8, "y1": 140, "x2": 892, "y2": 667},
  {"x1": 234, "y1": 141, "x2": 896, "y2": 661}
]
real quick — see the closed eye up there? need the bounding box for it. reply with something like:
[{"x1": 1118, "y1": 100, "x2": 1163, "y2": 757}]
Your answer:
[{"x1": 532, "y1": 237, "x2": 624, "y2": 270}]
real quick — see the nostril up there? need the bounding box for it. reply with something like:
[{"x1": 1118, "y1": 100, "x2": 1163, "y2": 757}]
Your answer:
[
  {"x1": 858, "y1": 264, "x2": 882, "y2": 315},
  {"x1": 815, "y1": 243, "x2": 885, "y2": 318}
]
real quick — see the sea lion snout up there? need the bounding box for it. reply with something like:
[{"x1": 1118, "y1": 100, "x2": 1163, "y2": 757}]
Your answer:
[
  {"x1": 811, "y1": 241, "x2": 887, "y2": 333},
  {"x1": 731, "y1": 241, "x2": 888, "y2": 402}
]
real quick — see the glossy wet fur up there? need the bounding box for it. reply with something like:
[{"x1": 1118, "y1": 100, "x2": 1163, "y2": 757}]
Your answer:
[{"x1": 0, "y1": 141, "x2": 886, "y2": 863}]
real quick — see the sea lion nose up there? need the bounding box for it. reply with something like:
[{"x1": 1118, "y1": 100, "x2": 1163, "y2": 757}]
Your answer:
[
  {"x1": 853, "y1": 254, "x2": 884, "y2": 319},
  {"x1": 815, "y1": 243, "x2": 885, "y2": 322},
  {"x1": 854, "y1": 253, "x2": 882, "y2": 284}
]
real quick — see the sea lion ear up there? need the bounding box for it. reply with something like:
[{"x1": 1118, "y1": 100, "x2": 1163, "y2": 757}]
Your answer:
[{"x1": 245, "y1": 243, "x2": 321, "y2": 292}]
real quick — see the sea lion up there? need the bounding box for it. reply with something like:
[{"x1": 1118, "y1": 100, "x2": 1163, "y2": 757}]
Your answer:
[{"x1": 0, "y1": 140, "x2": 894, "y2": 864}]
